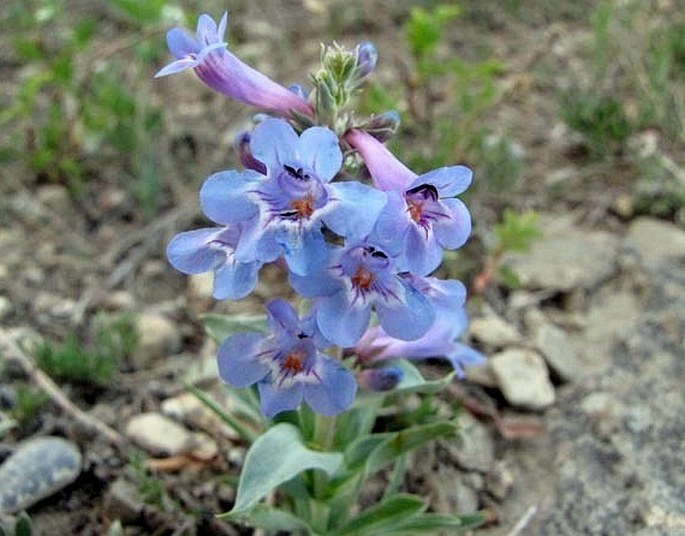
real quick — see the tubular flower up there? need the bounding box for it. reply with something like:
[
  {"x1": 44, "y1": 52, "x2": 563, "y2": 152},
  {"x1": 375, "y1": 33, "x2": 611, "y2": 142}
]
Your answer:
[
  {"x1": 346, "y1": 129, "x2": 472, "y2": 275},
  {"x1": 289, "y1": 237, "x2": 436, "y2": 347},
  {"x1": 354, "y1": 277, "x2": 485, "y2": 377},
  {"x1": 166, "y1": 224, "x2": 260, "y2": 300},
  {"x1": 217, "y1": 300, "x2": 357, "y2": 417},
  {"x1": 234, "y1": 131, "x2": 267, "y2": 174},
  {"x1": 200, "y1": 118, "x2": 387, "y2": 275},
  {"x1": 155, "y1": 12, "x2": 314, "y2": 118}
]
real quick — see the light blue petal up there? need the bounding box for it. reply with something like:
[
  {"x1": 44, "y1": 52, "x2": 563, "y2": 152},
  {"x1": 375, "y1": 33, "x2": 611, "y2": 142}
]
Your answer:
[
  {"x1": 166, "y1": 28, "x2": 198, "y2": 58},
  {"x1": 288, "y1": 258, "x2": 341, "y2": 298},
  {"x1": 446, "y1": 343, "x2": 486, "y2": 378},
  {"x1": 196, "y1": 13, "x2": 219, "y2": 43},
  {"x1": 166, "y1": 228, "x2": 223, "y2": 274},
  {"x1": 414, "y1": 165, "x2": 472, "y2": 197},
  {"x1": 404, "y1": 225, "x2": 443, "y2": 276},
  {"x1": 200, "y1": 170, "x2": 260, "y2": 224},
  {"x1": 217, "y1": 332, "x2": 268, "y2": 387},
  {"x1": 250, "y1": 119, "x2": 299, "y2": 172},
  {"x1": 280, "y1": 227, "x2": 328, "y2": 276},
  {"x1": 234, "y1": 222, "x2": 281, "y2": 264},
  {"x1": 297, "y1": 127, "x2": 342, "y2": 182},
  {"x1": 303, "y1": 358, "x2": 357, "y2": 415},
  {"x1": 194, "y1": 41, "x2": 228, "y2": 63},
  {"x1": 433, "y1": 198, "x2": 471, "y2": 250},
  {"x1": 217, "y1": 12, "x2": 228, "y2": 39},
  {"x1": 213, "y1": 260, "x2": 259, "y2": 300},
  {"x1": 266, "y1": 299, "x2": 300, "y2": 333},
  {"x1": 427, "y1": 278, "x2": 467, "y2": 311},
  {"x1": 155, "y1": 58, "x2": 199, "y2": 77},
  {"x1": 317, "y1": 291, "x2": 371, "y2": 347},
  {"x1": 258, "y1": 382, "x2": 304, "y2": 417},
  {"x1": 369, "y1": 192, "x2": 410, "y2": 256},
  {"x1": 324, "y1": 182, "x2": 387, "y2": 239},
  {"x1": 376, "y1": 283, "x2": 435, "y2": 341}
]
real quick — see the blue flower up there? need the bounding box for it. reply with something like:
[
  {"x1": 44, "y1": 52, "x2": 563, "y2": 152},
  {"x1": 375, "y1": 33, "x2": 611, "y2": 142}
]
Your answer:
[
  {"x1": 200, "y1": 119, "x2": 387, "y2": 275},
  {"x1": 166, "y1": 224, "x2": 260, "y2": 300},
  {"x1": 346, "y1": 129, "x2": 472, "y2": 275},
  {"x1": 290, "y1": 237, "x2": 436, "y2": 347},
  {"x1": 155, "y1": 13, "x2": 313, "y2": 118},
  {"x1": 217, "y1": 300, "x2": 357, "y2": 417},
  {"x1": 354, "y1": 277, "x2": 485, "y2": 378}
]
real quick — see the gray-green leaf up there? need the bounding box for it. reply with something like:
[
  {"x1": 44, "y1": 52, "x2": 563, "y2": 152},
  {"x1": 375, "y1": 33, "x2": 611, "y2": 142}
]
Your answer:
[
  {"x1": 224, "y1": 423, "x2": 343, "y2": 516},
  {"x1": 332, "y1": 494, "x2": 424, "y2": 536}
]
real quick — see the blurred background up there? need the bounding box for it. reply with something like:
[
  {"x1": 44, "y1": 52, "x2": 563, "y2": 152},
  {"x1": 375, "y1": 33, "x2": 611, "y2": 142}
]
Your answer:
[{"x1": 0, "y1": 0, "x2": 683, "y2": 534}]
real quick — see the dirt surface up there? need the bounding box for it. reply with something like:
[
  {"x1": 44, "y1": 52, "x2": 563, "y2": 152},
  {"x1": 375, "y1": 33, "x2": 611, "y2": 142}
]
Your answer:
[{"x1": 1, "y1": 1, "x2": 684, "y2": 535}]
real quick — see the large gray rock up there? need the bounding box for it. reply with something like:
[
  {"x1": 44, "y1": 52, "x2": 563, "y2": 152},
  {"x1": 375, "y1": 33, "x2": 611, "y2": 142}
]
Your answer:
[
  {"x1": 623, "y1": 217, "x2": 685, "y2": 262},
  {"x1": 490, "y1": 257, "x2": 685, "y2": 535},
  {"x1": 505, "y1": 216, "x2": 619, "y2": 291},
  {"x1": 0, "y1": 437, "x2": 82, "y2": 514}
]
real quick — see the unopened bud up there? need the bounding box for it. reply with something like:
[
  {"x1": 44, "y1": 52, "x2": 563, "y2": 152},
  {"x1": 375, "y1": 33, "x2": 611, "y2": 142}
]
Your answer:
[
  {"x1": 288, "y1": 84, "x2": 309, "y2": 101},
  {"x1": 357, "y1": 110, "x2": 401, "y2": 142},
  {"x1": 357, "y1": 366, "x2": 404, "y2": 392},
  {"x1": 355, "y1": 41, "x2": 377, "y2": 78}
]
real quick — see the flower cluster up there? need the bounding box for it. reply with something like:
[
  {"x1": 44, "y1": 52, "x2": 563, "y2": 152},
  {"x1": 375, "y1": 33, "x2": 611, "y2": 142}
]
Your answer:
[{"x1": 161, "y1": 12, "x2": 483, "y2": 417}]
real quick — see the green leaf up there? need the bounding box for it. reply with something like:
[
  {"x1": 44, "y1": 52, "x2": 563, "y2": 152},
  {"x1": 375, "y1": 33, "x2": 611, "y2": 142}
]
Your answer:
[
  {"x1": 201, "y1": 313, "x2": 268, "y2": 344},
  {"x1": 243, "y1": 505, "x2": 316, "y2": 533},
  {"x1": 14, "y1": 512, "x2": 32, "y2": 536},
  {"x1": 108, "y1": 0, "x2": 167, "y2": 26},
  {"x1": 332, "y1": 494, "x2": 424, "y2": 536},
  {"x1": 390, "y1": 511, "x2": 487, "y2": 534},
  {"x1": 221, "y1": 423, "x2": 343, "y2": 516},
  {"x1": 345, "y1": 421, "x2": 457, "y2": 477},
  {"x1": 185, "y1": 384, "x2": 258, "y2": 443},
  {"x1": 493, "y1": 209, "x2": 540, "y2": 253},
  {"x1": 390, "y1": 359, "x2": 454, "y2": 396}
]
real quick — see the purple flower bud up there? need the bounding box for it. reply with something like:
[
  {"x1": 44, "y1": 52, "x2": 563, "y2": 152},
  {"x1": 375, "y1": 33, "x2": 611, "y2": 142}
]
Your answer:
[
  {"x1": 288, "y1": 84, "x2": 309, "y2": 101},
  {"x1": 234, "y1": 131, "x2": 267, "y2": 174},
  {"x1": 357, "y1": 366, "x2": 403, "y2": 391},
  {"x1": 356, "y1": 110, "x2": 401, "y2": 142},
  {"x1": 156, "y1": 12, "x2": 313, "y2": 119},
  {"x1": 355, "y1": 41, "x2": 378, "y2": 78}
]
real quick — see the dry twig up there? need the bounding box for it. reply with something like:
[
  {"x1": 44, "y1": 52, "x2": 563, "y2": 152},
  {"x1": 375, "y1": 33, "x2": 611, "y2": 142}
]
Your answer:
[{"x1": 0, "y1": 329, "x2": 128, "y2": 449}]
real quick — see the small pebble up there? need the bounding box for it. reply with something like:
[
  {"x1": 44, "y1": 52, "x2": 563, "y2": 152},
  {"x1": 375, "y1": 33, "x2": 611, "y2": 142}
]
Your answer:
[
  {"x1": 490, "y1": 348, "x2": 556, "y2": 410},
  {"x1": 469, "y1": 314, "x2": 522, "y2": 348},
  {"x1": 125, "y1": 412, "x2": 194, "y2": 456},
  {"x1": 0, "y1": 437, "x2": 82, "y2": 514}
]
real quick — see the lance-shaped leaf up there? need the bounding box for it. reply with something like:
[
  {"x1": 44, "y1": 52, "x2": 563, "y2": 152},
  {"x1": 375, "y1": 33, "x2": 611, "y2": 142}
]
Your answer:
[
  {"x1": 201, "y1": 313, "x2": 268, "y2": 343},
  {"x1": 331, "y1": 494, "x2": 425, "y2": 536},
  {"x1": 222, "y1": 423, "x2": 343, "y2": 516}
]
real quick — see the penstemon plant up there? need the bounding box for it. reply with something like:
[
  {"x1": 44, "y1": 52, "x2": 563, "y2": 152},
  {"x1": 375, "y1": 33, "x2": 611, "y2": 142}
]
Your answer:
[{"x1": 158, "y1": 11, "x2": 486, "y2": 535}]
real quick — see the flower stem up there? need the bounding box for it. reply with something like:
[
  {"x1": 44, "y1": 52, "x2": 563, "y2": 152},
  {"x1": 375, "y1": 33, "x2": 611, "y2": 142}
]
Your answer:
[{"x1": 310, "y1": 413, "x2": 337, "y2": 532}]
